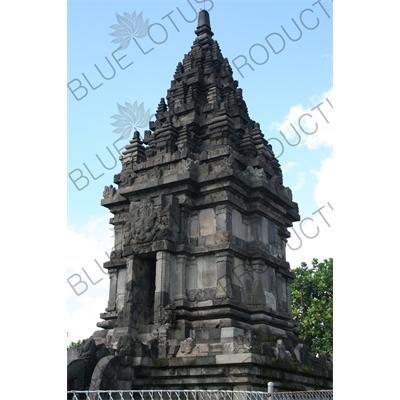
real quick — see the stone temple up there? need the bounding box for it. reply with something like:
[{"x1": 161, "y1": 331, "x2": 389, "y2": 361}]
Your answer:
[{"x1": 68, "y1": 10, "x2": 332, "y2": 392}]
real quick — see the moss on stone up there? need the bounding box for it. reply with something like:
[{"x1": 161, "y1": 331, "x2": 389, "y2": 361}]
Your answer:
[{"x1": 154, "y1": 358, "x2": 169, "y2": 368}]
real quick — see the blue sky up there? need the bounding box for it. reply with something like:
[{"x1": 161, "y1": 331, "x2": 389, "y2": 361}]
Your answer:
[{"x1": 67, "y1": 0, "x2": 332, "y2": 344}]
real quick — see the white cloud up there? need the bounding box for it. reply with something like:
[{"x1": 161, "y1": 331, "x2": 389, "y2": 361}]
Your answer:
[
  {"x1": 282, "y1": 159, "x2": 333, "y2": 266},
  {"x1": 67, "y1": 212, "x2": 114, "y2": 344},
  {"x1": 67, "y1": 295, "x2": 109, "y2": 345},
  {"x1": 312, "y1": 155, "x2": 333, "y2": 207},
  {"x1": 286, "y1": 155, "x2": 333, "y2": 269},
  {"x1": 270, "y1": 88, "x2": 333, "y2": 151},
  {"x1": 68, "y1": 212, "x2": 114, "y2": 246},
  {"x1": 273, "y1": 90, "x2": 333, "y2": 268},
  {"x1": 286, "y1": 202, "x2": 333, "y2": 269},
  {"x1": 67, "y1": 213, "x2": 114, "y2": 276},
  {"x1": 292, "y1": 171, "x2": 306, "y2": 192},
  {"x1": 282, "y1": 161, "x2": 298, "y2": 173}
]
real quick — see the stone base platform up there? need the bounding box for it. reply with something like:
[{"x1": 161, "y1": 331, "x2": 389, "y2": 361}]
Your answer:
[{"x1": 85, "y1": 352, "x2": 332, "y2": 392}]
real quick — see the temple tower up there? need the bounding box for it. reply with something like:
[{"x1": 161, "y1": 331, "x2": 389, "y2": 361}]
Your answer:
[{"x1": 68, "y1": 10, "x2": 332, "y2": 392}]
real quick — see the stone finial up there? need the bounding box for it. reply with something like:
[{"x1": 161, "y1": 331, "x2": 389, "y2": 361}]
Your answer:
[
  {"x1": 157, "y1": 98, "x2": 167, "y2": 114},
  {"x1": 195, "y1": 9, "x2": 214, "y2": 38},
  {"x1": 175, "y1": 62, "x2": 184, "y2": 75},
  {"x1": 103, "y1": 185, "x2": 116, "y2": 199}
]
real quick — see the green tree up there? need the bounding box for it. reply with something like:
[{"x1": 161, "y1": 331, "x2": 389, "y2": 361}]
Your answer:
[
  {"x1": 67, "y1": 339, "x2": 82, "y2": 351},
  {"x1": 291, "y1": 258, "x2": 333, "y2": 355}
]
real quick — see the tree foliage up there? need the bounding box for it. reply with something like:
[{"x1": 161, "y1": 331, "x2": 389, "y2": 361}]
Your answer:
[
  {"x1": 291, "y1": 258, "x2": 333, "y2": 355},
  {"x1": 67, "y1": 339, "x2": 82, "y2": 351}
]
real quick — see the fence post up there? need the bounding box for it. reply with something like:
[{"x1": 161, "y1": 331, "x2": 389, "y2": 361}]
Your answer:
[{"x1": 268, "y1": 382, "x2": 274, "y2": 400}]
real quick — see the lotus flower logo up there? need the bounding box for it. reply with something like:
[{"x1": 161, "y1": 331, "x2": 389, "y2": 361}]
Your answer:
[
  {"x1": 111, "y1": 101, "x2": 154, "y2": 140},
  {"x1": 110, "y1": 11, "x2": 149, "y2": 50}
]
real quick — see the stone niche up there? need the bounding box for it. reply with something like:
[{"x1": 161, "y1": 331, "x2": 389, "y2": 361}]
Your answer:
[{"x1": 68, "y1": 9, "x2": 332, "y2": 393}]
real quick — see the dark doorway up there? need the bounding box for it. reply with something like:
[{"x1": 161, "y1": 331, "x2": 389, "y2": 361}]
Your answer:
[{"x1": 141, "y1": 256, "x2": 156, "y2": 325}]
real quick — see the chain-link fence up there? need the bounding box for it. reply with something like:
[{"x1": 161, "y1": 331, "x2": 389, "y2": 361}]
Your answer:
[
  {"x1": 273, "y1": 390, "x2": 333, "y2": 400},
  {"x1": 66, "y1": 389, "x2": 333, "y2": 400},
  {"x1": 67, "y1": 391, "x2": 269, "y2": 400}
]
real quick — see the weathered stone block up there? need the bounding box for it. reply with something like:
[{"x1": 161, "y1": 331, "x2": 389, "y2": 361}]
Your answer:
[
  {"x1": 199, "y1": 209, "x2": 216, "y2": 236},
  {"x1": 197, "y1": 300, "x2": 213, "y2": 307},
  {"x1": 209, "y1": 343, "x2": 223, "y2": 355},
  {"x1": 117, "y1": 366, "x2": 132, "y2": 381},
  {"x1": 221, "y1": 327, "x2": 244, "y2": 343},
  {"x1": 216, "y1": 353, "x2": 265, "y2": 365},
  {"x1": 222, "y1": 342, "x2": 234, "y2": 354}
]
